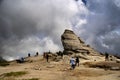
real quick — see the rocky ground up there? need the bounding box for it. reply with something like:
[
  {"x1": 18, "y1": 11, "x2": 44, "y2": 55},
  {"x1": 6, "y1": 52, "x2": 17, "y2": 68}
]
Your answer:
[{"x1": 0, "y1": 55, "x2": 120, "y2": 80}]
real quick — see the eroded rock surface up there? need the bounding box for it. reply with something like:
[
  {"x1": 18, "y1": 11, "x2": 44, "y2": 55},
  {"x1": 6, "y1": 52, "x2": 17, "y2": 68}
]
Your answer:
[{"x1": 61, "y1": 29, "x2": 99, "y2": 55}]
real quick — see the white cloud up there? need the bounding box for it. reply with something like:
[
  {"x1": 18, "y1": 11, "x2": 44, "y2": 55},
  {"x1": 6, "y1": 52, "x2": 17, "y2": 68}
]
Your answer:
[
  {"x1": 0, "y1": 0, "x2": 79, "y2": 60},
  {"x1": 1, "y1": 0, "x2": 120, "y2": 60}
]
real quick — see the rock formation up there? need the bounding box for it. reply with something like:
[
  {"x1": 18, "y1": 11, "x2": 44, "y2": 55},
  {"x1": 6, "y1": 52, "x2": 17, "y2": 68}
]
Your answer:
[{"x1": 61, "y1": 29, "x2": 99, "y2": 55}]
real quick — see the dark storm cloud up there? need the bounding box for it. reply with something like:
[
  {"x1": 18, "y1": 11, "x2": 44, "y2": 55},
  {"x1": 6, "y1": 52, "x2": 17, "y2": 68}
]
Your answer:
[
  {"x1": 0, "y1": 0, "x2": 3, "y2": 4},
  {"x1": 74, "y1": 0, "x2": 120, "y2": 55}
]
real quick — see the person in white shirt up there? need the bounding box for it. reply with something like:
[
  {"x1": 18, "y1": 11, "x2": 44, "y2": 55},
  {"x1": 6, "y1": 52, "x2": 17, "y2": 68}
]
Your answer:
[{"x1": 70, "y1": 57, "x2": 76, "y2": 69}]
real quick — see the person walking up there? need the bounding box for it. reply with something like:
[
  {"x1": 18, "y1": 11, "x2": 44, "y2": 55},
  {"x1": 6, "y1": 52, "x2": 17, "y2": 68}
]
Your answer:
[
  {"x1": 70, "y1": 57, "x2": 76, "y2": 70},
  {"x1": 105, "y1": 52, "x2": 109, "y2": 61},
  {"x1": 46, "y1": 53, "x2": 49, "y2": 62},
  {"x1": 76, "y1": 56, "x2": 79, "y2": 66}
]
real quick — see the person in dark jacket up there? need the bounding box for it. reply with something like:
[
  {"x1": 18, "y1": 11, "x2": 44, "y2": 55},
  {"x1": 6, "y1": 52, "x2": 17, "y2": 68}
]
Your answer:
[
  {"x1": 105, "y1": 52, "x2": 109, "y2": 61},
  {"x1": 76, "y1": 56, "x2": 79, "y2": 66},
  {"x1": 46, "y1": 53, "x2": 49, "y2": 62}
]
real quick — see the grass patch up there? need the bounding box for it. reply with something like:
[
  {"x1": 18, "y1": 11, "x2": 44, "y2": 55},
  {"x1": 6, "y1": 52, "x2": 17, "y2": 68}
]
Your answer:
[
  {"x1": 1, "y1": 71, "x2": 28, "y2": 77},
  {"x1": 0, "y1": 77, "x2": 16, "y2": 80},
  {"x1": 22, "y1": 78, "x2": 39, "y2": 80}
]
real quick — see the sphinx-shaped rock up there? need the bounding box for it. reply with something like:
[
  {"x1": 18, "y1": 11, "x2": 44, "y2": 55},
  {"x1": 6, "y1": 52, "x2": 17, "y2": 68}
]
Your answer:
[{"x1": 61, "y1": 29, "x2": 89, "y2": 54}]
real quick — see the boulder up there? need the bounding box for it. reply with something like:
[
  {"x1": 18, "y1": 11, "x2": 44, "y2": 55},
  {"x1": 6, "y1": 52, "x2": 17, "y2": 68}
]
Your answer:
[
  {"x1": 61, "y1": 29, "x2": 98, "y2": 55},
  {"x1": 61, "y1": 29, "x2": 82, "y2": 50}
]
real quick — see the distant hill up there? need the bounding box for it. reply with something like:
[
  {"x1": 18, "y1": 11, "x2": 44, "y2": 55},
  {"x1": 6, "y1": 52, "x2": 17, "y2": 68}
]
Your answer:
[
  {"x1": 0, "y1": 56, "x2": 5, "y2": 61},
  {"x1": 0, "y1": 56, "x2": 9, "y2": 66}
]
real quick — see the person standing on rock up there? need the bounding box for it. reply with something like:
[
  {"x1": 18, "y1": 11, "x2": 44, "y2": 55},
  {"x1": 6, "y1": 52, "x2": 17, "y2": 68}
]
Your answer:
[
  {"x1": 70, "y1": 57, "x2": 76, "y2": 70},
  {"x1": 76, "y1": 56, "x2": 79, "y2": 66}
]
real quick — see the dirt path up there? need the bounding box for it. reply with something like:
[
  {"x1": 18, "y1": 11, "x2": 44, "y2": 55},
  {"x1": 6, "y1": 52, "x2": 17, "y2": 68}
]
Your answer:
[{"x1": 0, "y1": 56, "x2": 120, "y2": 80}]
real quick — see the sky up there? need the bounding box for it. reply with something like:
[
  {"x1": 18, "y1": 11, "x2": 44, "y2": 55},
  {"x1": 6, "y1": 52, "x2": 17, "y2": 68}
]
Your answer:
[{"x1": 0, "y1": 0, "x2": 120, "y2": 60}]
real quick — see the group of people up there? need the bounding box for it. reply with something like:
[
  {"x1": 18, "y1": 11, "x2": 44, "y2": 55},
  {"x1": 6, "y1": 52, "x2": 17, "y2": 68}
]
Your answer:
[
  {"x1": 43, "y1": 52, "x2": 49, "y2": 62},
  {"x1": 16, "y1": 57, "x2": 25, "y2": 63},
  {"x1": 28, "y1": 52, "x2": 39, "y2": 57},
  {"x1": 70, "y1": 56, "x2": 80, "y2": 69},
  {"x1": 43, "y1": 51, "x2": 80, "y2": 70}
]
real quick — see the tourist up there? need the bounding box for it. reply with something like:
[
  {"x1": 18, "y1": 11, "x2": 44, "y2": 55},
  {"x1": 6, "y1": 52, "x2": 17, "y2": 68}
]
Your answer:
[
  {"x1": 46, "y1": 53, "x2": 49, "y2": 62},
  {"x1": 70, "y1": 57, "x2": 76, "y2": 69},
  {"x1": 28, "y1": 53, "x2": 31, "y2": 57},
  {"x1": 76, "y1": 56, "x2": 79, "y2": 66},
  {"x1": 35, "y1": 52, "x2": 39, "y2": 56},
  {"x1": 105, "y1": 52, "x2": 109, "y2": 61}
]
